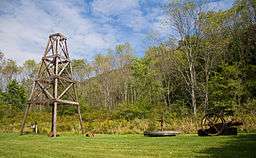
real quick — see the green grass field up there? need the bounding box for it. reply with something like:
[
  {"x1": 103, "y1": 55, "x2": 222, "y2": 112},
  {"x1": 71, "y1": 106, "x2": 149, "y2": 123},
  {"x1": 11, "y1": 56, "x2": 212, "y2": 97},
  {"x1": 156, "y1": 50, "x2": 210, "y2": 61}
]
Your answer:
[{"x1": 0, "y1": 133, "x2": 255, "y2": 158}]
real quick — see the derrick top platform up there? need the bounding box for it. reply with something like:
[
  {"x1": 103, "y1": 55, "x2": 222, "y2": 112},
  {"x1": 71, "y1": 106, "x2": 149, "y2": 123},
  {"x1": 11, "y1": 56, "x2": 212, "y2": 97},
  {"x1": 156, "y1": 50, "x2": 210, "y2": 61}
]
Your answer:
[{"x1": 49, "y1": 33, "x2": 66, "y2": 40}]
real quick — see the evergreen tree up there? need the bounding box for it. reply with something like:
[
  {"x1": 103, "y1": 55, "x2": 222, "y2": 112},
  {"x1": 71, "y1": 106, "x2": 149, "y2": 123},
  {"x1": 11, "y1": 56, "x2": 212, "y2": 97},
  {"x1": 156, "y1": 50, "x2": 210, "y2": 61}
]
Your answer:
[{"x1": 4, "y1": 80, "x2": 26, "y2": 110}]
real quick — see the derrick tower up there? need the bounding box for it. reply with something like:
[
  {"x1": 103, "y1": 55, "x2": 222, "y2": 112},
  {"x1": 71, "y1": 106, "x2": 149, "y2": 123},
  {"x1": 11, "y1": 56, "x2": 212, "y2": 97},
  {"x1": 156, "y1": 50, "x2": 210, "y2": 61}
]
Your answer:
[{"x1": 20, "y1": 33, "x2": 83, "y2": 137}]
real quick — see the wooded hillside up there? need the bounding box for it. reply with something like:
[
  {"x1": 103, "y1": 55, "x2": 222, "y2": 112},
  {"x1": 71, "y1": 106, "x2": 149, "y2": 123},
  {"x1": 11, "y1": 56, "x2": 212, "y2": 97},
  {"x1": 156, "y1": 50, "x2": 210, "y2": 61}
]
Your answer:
[{"x1": 0, "y1": 0, "x2": 256, "y2": 134}]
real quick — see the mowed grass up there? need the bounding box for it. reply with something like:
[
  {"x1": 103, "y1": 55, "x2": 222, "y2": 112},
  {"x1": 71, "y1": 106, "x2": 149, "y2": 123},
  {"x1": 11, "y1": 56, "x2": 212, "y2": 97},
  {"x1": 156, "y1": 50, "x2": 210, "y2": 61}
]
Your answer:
[{"x1": 0, "y1": 133, "x2": 256, "y2": 158}]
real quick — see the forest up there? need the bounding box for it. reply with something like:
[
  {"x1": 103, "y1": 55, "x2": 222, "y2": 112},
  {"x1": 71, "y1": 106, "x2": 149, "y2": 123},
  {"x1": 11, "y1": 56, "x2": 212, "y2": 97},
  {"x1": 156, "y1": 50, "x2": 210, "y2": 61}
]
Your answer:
[{"x1": 0, "y1": 0, "x2": 256, "y2": 134}]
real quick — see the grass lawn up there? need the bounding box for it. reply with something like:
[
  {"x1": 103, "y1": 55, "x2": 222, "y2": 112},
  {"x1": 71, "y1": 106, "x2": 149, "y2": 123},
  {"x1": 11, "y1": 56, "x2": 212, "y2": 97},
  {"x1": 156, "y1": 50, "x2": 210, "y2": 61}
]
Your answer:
[{"x1": 0, "y1": 133, "x2": 255, "y2": 158}]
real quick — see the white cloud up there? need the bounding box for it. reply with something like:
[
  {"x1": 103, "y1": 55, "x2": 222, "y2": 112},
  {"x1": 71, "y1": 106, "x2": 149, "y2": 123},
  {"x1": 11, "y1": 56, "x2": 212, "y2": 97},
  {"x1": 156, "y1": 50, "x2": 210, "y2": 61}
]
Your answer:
[
  {"x1": 92, "y1": 0, "x2": 139, "y2": 16},
  {"x1": 0, "y1": 0, "x2": 170, "y2": 64},
  {"x1": 0, "y1": 0, "x2": 118, "y2": 64},
  {"x1": 92, "y1": 0, "x2": 148, "y2": 33}
]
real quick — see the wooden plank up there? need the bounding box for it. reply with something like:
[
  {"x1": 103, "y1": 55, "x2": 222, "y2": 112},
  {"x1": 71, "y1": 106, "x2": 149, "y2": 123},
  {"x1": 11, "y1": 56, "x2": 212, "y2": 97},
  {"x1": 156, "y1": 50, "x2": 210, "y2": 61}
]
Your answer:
[{"x1": 58, "y1": 83, "x2": 73, "y2": 99}]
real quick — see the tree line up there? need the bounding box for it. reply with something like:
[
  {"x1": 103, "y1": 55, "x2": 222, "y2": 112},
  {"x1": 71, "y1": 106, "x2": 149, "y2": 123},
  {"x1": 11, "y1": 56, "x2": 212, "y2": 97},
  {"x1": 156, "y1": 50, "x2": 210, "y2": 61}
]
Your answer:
[{"x1": 0, "y1": 0, "x2": 255, "y2": 119}]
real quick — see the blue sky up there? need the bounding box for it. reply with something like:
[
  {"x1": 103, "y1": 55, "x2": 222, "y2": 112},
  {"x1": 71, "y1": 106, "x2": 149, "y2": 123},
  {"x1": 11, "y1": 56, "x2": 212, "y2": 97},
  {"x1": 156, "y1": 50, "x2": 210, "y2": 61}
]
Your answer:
[{"x1": 0, "y1": 0, "x2": 234, "y2": 64}]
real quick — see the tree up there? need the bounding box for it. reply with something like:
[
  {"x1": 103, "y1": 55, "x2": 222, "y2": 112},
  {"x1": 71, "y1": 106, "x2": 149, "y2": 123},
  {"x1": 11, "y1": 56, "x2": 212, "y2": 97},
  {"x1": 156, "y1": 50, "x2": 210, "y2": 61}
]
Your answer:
[
  {"x1": 145, "y1": 45, "x2": 185, "y2": 107},
  {"x1": 94, "y1": 54, "x2": 114, "y2": 109},
  {"x1": 0, "y1": 52, "x2": 5, "y2": 89},
  {"x1": 114, "y1": 43, "x2": 133, "y2": 103},
  {"x1": 208, "y1": 65, "x2": 245, "y2": 107},
  {"x1": 1, "y1": 59, "x2": 19, "y2": 85},
  {"x1": 22, "y1": 59, "x2": 37, "y2": 79},
  {"x1": 4, "y1": 80, "x2": 26, "y2": 110},
  {"x1": 72, "y1": 59, "x2": 93, "y2": 81},
  {"x1": 21, "y1": 59, "x2": 38, "y2": 96},
  {"x1": 199, "y1": 10, "x2": 231, "y2": 110},
  {"x1": 167, "y1": 1, "x2": 203, "y2": 115},
  {"x1": 131, "y1": 57, "x2": 162, "y2": 104}
]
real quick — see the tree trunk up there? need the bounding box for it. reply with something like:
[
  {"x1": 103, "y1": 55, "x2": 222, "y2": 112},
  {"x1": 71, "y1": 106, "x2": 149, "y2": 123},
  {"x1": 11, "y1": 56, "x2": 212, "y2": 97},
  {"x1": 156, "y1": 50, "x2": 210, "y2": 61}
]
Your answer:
[
  {"x1": 188, "y1": 49, "x2": 197, "y2": 116},
  {"x1": 204, "y1": 59, "x2": 209, "y2": 112},
  {"x1": 124, "y1": 81, "x2": 128, "y2": 103}
]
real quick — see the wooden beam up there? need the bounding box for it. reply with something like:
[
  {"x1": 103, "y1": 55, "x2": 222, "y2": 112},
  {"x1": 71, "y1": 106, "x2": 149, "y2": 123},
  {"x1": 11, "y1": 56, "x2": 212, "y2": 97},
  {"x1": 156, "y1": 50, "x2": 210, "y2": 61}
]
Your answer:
[
  {"x1": 58, "y1": 79, "x2": 76, "y2": 101},
  {"x1": 58, "y1": 62, "x2": 70, "y2": 76},
  {"x1": 58, "y1": 76, "x2": 76, "y2": 83},
  {"x1": 77, "y1": 105, "x2": 84, "y2": 134},
  {"x1": 28, "y1": 91, "x2": 42, "y2": 103},
  {"x1": 64, "y1": 40, "x2": 69, "y2": 58},
  {"x1": 20, "y1": 103, "x2": 31, "y2": 135},
  {"x1": 35, "y1": 79, "x2": 52, "y2": 84},
  {"x1": 42, "y1": 60, "x2": 52, "y2": 76},
  {"x1": 52, "y1": 37, "x2": 59, "y2": 137},
  {"x1": 28, "y1": 81, "x2": 36, "y2": 101},
  {"x1": 57, "y1": 99, "x2": 79, "y2": 105},
  {"x1": 58, "y1": 83, "x2": 73, "y2": 99},
  {"x1": 36, "y1": 81, "x2": 54, "y2": 99}
]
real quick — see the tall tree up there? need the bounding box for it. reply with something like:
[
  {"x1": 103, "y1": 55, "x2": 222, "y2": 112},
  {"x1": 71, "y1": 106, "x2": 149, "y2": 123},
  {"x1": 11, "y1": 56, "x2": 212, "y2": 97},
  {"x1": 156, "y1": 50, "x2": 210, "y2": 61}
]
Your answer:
[
  {"x1": 114, "y1": 43, "x2": 133, "y2": 103},
  {"x1": 94, "y1": 54, "x2": 114, "y2": 109},
  {"x1": 167, "y1": 1, "x2": 203, "y2": 115},
  {"x1": 199, "y1": 10, "x2": 231, "y2": 110}
]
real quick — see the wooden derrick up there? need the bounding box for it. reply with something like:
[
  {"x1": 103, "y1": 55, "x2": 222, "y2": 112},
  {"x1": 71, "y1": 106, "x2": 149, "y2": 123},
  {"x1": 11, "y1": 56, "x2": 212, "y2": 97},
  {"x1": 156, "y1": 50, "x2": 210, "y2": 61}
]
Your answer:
[{"x1": 20, "y1": 33, "x2": 84, "y2": 137}]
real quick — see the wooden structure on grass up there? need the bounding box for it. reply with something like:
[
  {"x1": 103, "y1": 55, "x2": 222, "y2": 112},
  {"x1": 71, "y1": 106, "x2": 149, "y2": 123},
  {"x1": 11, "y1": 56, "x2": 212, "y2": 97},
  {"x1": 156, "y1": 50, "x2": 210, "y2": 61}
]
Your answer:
[
  {"x1": 20, "y1": 33, "x2": 83, "y2": 137},
  {"x1": 198, "y1": 107, "x2": 243, "y2": 136}
]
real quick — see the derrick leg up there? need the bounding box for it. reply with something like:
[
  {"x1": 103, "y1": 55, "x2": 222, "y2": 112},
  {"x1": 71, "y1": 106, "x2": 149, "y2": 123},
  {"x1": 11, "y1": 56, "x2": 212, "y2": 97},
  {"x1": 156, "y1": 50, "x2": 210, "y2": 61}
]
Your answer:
[
  {"x1": 51, "y1": 102, "x2": 57, "y2": 137},
  {"x1": 77, "y1": 105, "x2": 84, "y2": 134},
  {"x1": 20, "y1": 103, "x2": 31, "y2": 135}
]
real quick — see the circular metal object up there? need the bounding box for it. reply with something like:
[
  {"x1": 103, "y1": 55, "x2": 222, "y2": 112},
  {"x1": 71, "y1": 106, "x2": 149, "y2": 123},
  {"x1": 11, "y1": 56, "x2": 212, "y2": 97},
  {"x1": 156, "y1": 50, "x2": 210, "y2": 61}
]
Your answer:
[{"x1": 144, "y1": 131, "x2": 180, "y2": 137}]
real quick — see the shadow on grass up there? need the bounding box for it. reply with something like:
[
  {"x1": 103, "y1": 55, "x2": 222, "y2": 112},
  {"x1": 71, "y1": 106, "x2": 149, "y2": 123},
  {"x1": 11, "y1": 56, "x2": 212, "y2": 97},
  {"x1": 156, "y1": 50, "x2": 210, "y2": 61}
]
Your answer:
[{"x1": 197, "y1": 134, "x2": 256, "y2": 158}]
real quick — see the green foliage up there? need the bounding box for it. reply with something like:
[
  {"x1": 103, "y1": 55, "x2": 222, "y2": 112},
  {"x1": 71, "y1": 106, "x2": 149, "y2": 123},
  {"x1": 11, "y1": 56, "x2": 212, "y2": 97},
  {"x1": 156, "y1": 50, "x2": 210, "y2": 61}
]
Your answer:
[
  {"x1": 3, "y1": 80, "x2": 27, "y2": 110},
  {"x1": 114, "y1": 102, "x2": 151, "y2": 120},
  {"x1": 59, "y1": 106, "x2": 76, "y2": 116},
  {"x1": 131, "y1": 57, "x2": 163, "y2": 103},
  {"x1": 1, "y1": 60, "x2": 19, "y2": 76},
  {"x1": 0, "y1": 104, "x2": 19, "y2": 121},
  {"x1": 72, "y1": 59, "x2": 92, "y2": 80},
  {"x1": 169, "y1": 100, "x2": 192, "y2": 117},
  {"x1": 0, "y1": 0, "x2": 256, "y2": 136},
  {"x1": 23, "y1": 59, "x2": 36, "y2": 77},
  {"x1": 208, "y1": 64, "x2": 246, "y2": 108}
]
